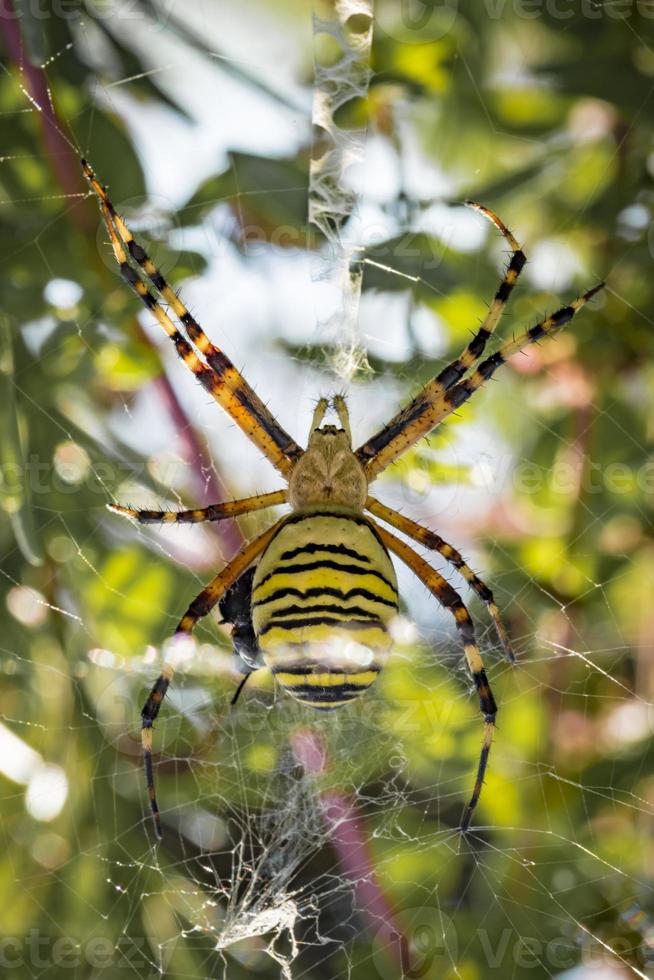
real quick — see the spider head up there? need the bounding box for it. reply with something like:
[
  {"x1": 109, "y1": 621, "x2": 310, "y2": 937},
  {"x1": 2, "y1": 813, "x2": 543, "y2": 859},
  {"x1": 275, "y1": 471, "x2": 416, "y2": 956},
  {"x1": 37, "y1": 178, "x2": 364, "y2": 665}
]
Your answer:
[
  {"x1": 288, "y1": 395, "x2": 367, "y2": 509},
  {"x1": 289, "y1": 427, "x2": 367, "y2": 509}
]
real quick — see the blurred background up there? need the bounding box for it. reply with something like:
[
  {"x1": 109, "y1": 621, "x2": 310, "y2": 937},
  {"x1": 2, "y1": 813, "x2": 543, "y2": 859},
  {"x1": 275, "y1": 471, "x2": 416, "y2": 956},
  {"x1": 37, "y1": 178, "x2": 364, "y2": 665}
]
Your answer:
[{"x1": 0, "y1": 1, "x2": 653, "y2": 977}]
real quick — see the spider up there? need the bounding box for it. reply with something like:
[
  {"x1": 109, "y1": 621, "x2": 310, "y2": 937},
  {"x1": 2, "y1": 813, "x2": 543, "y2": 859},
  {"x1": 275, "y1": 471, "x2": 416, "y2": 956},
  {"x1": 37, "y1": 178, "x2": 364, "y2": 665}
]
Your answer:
[{"x1": 82, "y1": 159, "x2": 603, "y2": 840}]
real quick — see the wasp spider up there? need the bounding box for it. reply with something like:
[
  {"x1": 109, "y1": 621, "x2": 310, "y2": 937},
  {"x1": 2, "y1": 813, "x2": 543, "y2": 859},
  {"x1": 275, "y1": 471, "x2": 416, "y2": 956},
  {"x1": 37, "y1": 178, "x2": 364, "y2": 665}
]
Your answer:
[{"x1": 82, "y1": 159, "x2": 603, "y2": 839}]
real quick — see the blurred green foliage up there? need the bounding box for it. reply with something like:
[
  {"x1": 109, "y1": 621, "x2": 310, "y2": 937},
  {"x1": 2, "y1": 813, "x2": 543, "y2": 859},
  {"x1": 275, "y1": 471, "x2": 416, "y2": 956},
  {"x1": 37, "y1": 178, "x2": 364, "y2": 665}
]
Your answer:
[{"x1": 0, "y1": 2, "x2": 653, "y2": 978}]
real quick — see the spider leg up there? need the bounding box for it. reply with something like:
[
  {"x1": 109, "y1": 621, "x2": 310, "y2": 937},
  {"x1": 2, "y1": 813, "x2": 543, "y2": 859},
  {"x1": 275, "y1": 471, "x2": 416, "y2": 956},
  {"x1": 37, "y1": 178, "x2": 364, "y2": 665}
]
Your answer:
[
  {"x1": 356, "y1": 203, "x2": 525, "y2": 475},
  {"x1": 230, "y1": 671, "x2": 255, "y2": 706},
  {"x1": 373, "y1": 521, "x2": 497, "y2": 832},
  {"x1": 417, "y1": 282, "x2": 604, "y2": 435},
  {"x1": 109, "y1": 489, "x2": 287, "y2": 525},
  {"x1": 141, "y1": 519, "x2": 282, "y2": 840},
  {"x1": 366, "y1": 496, "x2": 514, "y2": 662},
  {"x1": 432, "y1": 202, "x2": 526, "y2": 390},
  {"x1": 82, "y1": 159, "x2": 303, "y2": 478},
  {"x1": 357, "y1": 266, "x2": 603, "y2": 482}
]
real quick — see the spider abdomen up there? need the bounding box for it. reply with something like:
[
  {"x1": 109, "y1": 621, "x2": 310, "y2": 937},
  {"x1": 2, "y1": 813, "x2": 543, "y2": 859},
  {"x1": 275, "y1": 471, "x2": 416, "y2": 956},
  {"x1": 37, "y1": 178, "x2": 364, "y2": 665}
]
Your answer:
[{"x1": 251, "y1": 510, "x2": 399, "y2": 710}]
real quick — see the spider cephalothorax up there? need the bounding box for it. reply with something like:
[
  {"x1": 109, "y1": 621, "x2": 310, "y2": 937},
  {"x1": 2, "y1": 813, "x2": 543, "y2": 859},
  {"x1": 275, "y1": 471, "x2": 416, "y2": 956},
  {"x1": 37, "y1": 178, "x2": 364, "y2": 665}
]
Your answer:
[
  {"x1": 288, "y1": 397, "x2": 367, "y2": 509},
  {"x1": 83, "y1": 159, "x2": 603, "y2": 839}
]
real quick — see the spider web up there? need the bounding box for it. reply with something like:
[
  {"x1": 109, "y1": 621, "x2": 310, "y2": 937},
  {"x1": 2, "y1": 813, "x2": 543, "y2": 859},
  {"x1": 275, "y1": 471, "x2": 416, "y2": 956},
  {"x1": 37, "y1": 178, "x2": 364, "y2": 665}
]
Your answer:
[{"x1": 1, "y1": 2, "x2": 652, "y2": 979}]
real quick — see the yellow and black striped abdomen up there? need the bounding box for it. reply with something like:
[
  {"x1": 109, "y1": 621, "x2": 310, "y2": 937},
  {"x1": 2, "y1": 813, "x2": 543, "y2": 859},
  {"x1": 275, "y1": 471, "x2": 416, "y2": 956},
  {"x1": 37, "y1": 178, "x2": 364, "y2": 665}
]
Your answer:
[{"x1": 251, "y1": 510, "x2": 399, "y2": 710}]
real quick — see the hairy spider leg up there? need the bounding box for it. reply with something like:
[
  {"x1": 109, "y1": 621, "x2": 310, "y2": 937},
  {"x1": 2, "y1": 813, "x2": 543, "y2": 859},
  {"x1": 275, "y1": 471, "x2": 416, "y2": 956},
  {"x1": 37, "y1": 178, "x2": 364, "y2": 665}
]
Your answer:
[
  {"x1": 373, "y1": 523, "x2": 497, "y2": 833},
  {"x1": 140, "y1": 521, "x2": 282, "y2": 839},
  {"x1": 109, "y1": 489, "x2": 287, "y2": 525},
  {"x1": 367, "y1": 496, "x2": 514, "y2": 662},
  {"x1": 412, "y1": 282, "x2": 604, "y2": 441},
  {"x1": 356, "y1": 202, "x2": 527, "y2": 474},
  {"x1": 356, "y1": 207, "x2": 603, "y2": 481},
  {"x1": 82, "y1": 159, "x2": 303, "y2": 477}
]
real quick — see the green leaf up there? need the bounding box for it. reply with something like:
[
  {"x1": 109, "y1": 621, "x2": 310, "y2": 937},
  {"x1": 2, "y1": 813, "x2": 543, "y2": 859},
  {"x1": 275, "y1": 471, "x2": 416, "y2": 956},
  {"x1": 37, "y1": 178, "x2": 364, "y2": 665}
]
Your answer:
[
  {"x1": 0, "y1": 317, "x2": 43, "y2": 566},
  {"x1": 181, "y1": 153, "x2": 309, "y2": 240}
]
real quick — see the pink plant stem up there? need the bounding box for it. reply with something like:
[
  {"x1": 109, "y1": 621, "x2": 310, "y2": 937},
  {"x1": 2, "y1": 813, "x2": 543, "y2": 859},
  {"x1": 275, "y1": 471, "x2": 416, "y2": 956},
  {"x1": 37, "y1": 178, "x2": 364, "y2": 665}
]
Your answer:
[
  {"x1": 291, "y1": 729, "x2": 407, "y2": 971},
  {"x1": 152, "y1": 369, "x2": 243, "y2": 555},
  {"x1": 0, "y1": 1, "x2": 88, "y2": 227},
  {"x1": 0, "y1": 3, "x2": 243, "y2": 557}
]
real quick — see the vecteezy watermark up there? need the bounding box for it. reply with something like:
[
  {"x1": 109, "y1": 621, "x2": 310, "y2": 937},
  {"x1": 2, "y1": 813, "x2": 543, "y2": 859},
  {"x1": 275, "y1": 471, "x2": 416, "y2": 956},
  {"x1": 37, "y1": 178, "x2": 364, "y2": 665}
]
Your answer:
[
  {"x1": 0, "y1": 931, "x2": 160, "y2": 970},
  {"x1": 0, "y1": 0, "x2": 176, "y2": 29},
  {"x1": 3, "y1": 451, "x2": 652, "y2": 502},
  {"x1": 0, "y1": 924, "x2": 642, "y2": 973},
  {"x1": 191, "y1": 212, "x2": 457, "y2": 273},
  {"x1": 475, "y1": 927, "x2": 643, "y2": 971},
  {"x1": 0, "y1": 454, "x2": 189, "y2": 498},
  {"x1": 370, "y1": 914, "x2": 645, "y2": 977},
  {"x1": 371, "y1": 908, "x2": 458, "y2": 979},
  {"x1": 492, "y1": 455, "x2": 654, "y2": 498},
  {"x1": 89, "y1": 190, "x2": 460, "y2": 279},
  {"x1": 93, "y1": 682, "x2": 468, "y2": 754},
  {"x1": 375, "y1": 0, "x2": 654, "y2": 44},
  {"x1": 397, "y1": 451, "x2": 654, "y2": 516}
]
